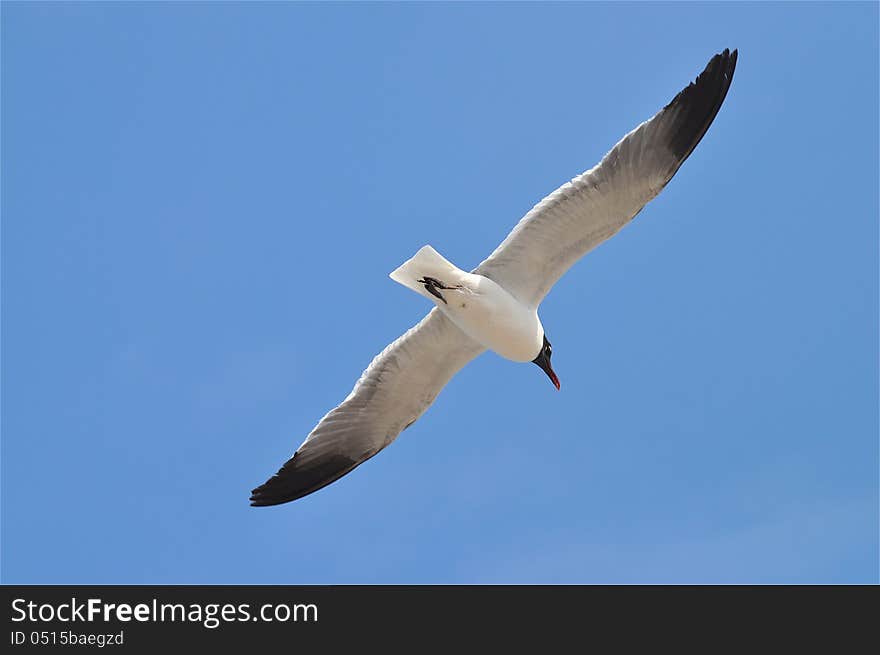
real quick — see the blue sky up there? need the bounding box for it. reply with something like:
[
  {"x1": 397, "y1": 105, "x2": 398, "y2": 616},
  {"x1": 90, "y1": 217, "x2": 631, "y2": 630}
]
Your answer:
[{"x1": 2, "y1": 2, "x2": 877, "y2": 584}]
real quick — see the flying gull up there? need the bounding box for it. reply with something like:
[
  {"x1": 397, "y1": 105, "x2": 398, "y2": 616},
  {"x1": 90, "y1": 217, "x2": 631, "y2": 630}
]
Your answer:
[{"x1": 250, "y1": 49, "x2": 738, "y2": 506}]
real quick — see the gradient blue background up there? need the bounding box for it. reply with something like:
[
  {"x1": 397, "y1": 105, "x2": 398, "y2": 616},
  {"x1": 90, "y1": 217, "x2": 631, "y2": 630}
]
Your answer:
[{"x1": 3, "y1": 2, "x2": 877, "y2": 584}]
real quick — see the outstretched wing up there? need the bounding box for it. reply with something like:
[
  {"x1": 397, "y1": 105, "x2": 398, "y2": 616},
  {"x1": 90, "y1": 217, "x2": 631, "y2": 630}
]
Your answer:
[
  {"x1": 250, "y1": 308, "x2": 484, "y2": 506},
  {"x1": 475, "y1": 49, "x2": 737, "y2": 306}
]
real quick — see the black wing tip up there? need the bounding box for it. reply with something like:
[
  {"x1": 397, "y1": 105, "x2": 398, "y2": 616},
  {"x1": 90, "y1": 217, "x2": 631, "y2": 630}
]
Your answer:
[
  {"x1": 249, "y1": 452, "x2": 362, "y2": 507},
  {"x1": 249, "y1": 481, "x2": 305, "y2": 507},
  {"x1": 662, "y1": 47, "x2": 738, "y2": 165}
]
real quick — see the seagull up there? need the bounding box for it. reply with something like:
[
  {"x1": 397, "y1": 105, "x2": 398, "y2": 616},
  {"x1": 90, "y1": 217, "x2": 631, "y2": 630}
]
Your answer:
[{"x1": 250, "y1": 48, "x2": 737, "y2": 506}]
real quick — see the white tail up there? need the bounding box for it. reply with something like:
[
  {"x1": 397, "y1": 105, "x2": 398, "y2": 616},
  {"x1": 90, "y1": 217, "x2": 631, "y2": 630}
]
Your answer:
[{"x1": 389, "y1": 245, "x2": 464, "y2": 300}]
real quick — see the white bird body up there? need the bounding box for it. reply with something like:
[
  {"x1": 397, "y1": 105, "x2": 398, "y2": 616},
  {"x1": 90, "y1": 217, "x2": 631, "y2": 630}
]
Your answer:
[
  {"x1": 389, "y1": 245, "x2": 544, "y2": 363},
  {"x1": 251, "y1": 49, "x2": 738, "y2": 507}
]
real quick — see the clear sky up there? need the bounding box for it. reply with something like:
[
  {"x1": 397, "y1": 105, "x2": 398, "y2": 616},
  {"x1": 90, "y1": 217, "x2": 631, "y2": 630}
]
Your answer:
[{"x1": 2, "y1": 2, "x2": 877, "y2": 584}]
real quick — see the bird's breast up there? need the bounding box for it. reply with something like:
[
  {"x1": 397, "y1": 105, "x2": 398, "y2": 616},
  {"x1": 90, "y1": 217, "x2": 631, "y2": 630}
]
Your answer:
[{"x1": 436, "y1": 274, "x2": 543, "y2": 362}]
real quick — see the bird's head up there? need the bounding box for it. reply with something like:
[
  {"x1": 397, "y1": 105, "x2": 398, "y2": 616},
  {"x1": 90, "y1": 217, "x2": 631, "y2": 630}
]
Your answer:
[{"x1": 532, "y1": 335, "x2": 560, "y2": 391}]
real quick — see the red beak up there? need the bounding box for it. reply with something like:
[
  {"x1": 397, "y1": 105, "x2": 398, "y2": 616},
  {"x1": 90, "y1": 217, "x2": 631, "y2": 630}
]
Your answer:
[
  {"x1": 548, "y1": 367, "x2": 561, "y2": 391},
  {"x1": 534, "y1": 356, "x2": 560, "y2": 391}
]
